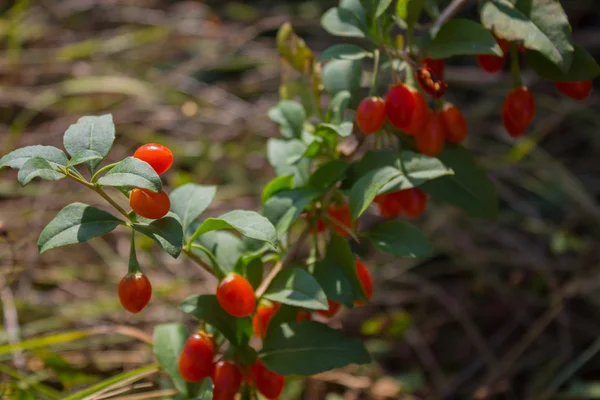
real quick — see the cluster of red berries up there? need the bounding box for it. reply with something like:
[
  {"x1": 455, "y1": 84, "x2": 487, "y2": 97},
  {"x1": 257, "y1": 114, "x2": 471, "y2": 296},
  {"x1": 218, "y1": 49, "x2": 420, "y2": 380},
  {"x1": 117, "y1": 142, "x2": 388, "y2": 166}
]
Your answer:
[
  {"x1": 129, "y1": 143, "x2": 173, "y2": 219},
  {"x1": 356, "y1": 77, "x2": 467, "y2": 157},
  {"x1": 117, "y1": 143, "x2": 174, "y2": 314},
  {"x1": 373, "y1": 187, "x2": 427, "y2": 219},
  {"x1": 475, "y1": 34, "x2": 593, "y2": 137},
  {"x1": 303, "y1": 199, "x2": 353, "y2": 238},
  {"x1": 178, "y1": 332, "x2": 285, "y2": 399}
]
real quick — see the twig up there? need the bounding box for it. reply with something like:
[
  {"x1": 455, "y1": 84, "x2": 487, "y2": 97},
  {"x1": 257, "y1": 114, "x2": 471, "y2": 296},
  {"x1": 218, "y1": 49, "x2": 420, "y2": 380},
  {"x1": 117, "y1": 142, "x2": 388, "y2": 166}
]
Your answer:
[{"x1": 431, "y1": 0, "x2": 473, "y2": 33}]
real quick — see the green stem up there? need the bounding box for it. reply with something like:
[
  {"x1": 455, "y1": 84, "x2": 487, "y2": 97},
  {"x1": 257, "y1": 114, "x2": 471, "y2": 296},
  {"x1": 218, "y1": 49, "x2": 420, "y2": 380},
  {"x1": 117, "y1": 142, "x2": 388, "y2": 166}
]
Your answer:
[
  {"x1": 510, "y1": 45, "x2": 522, "y2": 88},
  {"x1": 90, "y1": 162, "x2": 119, "y2": 183},
  {"x1": 190, "y1": 243, "x2": 223, "y2": 279},
  {"x1": 183, "y1": 248, "x2": 216, "y2": 277},
  {"x1": 369, "y1": 49, "x2": 381, "y2": 97},
  {"x1": 128, "y1": 231, "x2": 141, "y2": 275}
]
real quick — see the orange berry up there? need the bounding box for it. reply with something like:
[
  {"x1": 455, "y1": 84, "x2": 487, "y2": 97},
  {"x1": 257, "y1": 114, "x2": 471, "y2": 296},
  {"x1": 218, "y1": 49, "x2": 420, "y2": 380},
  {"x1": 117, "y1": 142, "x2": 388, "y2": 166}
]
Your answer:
[{"x1": 129, "y1": 188, "x2": 170, "y2": 220}]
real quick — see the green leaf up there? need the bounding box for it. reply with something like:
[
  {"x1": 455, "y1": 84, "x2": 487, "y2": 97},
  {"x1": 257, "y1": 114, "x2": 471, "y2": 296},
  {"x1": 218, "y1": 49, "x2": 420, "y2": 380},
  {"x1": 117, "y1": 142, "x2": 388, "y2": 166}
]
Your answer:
[
  {"x1": 96, "y1": 157, "x2": 162, "y2": 192},
  {"x1": 364, "y1": 220, "x2": 431, "y2": 257},
  {"x1": 0, "y1": 145, "x2": 68, "y2": 170},
  {"x1": 190, "y1": 230, "x2": 244, "y2": 275},
  {"x1": 311, "y1": 259, "x2": 354, "y2": 307},
  {"x1": 133, "y1": 213, "x2": 184, "y2": 258},
  {"x1": 264, "y1": 268, "x2": 328, "y2": 310},
  {"x1": 327, "y1": 234, "x2": 368, "y2": 303},
  {"x1": 308, "y1": 160, "x2": 349, "y2": 193},
  {"x1": 17, "y1": 157, "x2": 64, "y2": 186},
  {"x1": 396, "y1": 0, "x2": 425, "y2": 29},
  {"x1": 526, "y1": 45, "x2": 600, "y2": 81},
  {"x1": 261, "y1": 321, "x2": 371, "y2": 375},
  {"x1": 266, "y1": 305, "x2": 299, "y2": 336},
  {"x1": 322, "y1": 59, "x2": 362, "y2": 98},
  {"x1": 321, "y1": 4, "x2": 367, "y2": 38},
  {"x1": 267, "y1": 139, "x2": 310, "y2": 186},
  {"x1": 326, "y1": 90, "x2": 351, "y2": 124},
  {"x1": 317, "y1": 122, "x2": 353, "y2": 138},
  {"x1": 263, "y1": 189, "x2": 320, "y2": 237},
  {"x1": 375, "y1": 0, "x2": 393, "y2": 18},
  {"x1": 268, "y1": 101, "x2": 306, "y2": 139},
  {"x1": 317, "y1": 44, "x2": 372, "y2": 61},
  {"x1": 349, "y1": 166, "x2": 402, "y2": 220},
  {"x1": 179, "y1": 295, "x2": 253, "y2": 347},
  {"x1": 66, "y1": 150, "x2": 102, "y2": 168},
  {"x1": 153, "y1": 324, "x2": 200, "y2": 396},
  {"x1": 63, "y1": 114, "x2": 115, "y2": 173},
  {"x1": 262, "y1": 175, "x2": 294, "y2": 204},
  {"x1": 427, "y1": 19, "x2": 502, "y2": 58},
  {"x1": 235, "y1": 256, "x2": 264, "y2": 290},
  {"x1": 38, "y1": 203, "x2": 123, "y2": 254},
  {"x1": 191, "y1": 210, "x2": 278, "y2": 247},
  {"x1": 420, "y1": 146, "x2": 498, "y2": 220},
  {"x1": 480, "y1": 0, "x2": 574, "y2": 71},
  {"x1": 170, "y1": 184, "x2": 216, "y2": 235}
]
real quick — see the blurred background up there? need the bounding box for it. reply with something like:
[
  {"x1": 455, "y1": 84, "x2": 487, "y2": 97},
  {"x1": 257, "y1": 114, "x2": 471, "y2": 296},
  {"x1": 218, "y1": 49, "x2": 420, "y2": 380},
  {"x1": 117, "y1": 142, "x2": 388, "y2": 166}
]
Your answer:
[{"x1": 1, "y1": 1, "x2": 600, "y2": 399}]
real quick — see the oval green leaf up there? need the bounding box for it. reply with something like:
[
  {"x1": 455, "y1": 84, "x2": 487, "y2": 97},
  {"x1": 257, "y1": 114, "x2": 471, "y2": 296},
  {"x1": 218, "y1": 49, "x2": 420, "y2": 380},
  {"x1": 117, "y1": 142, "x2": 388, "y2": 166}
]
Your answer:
[
  {"x1": 63, "y1": 114, "x2": 115, "y2": 173},
  {"x1": 264, "y1": 267, "x2": 328, "y2": 310},
  {"x1": 427, "y1": 19, "x2": 502, "y2": 58},
  {"x1": 349, "y1": 166, "x2": 402, "y2": 220},
  {"x1": 170, "y1": 183, "x2": 217, "y2": 235},
  {"x1": 364, "y1": 220, "x2": 432, "y2": 258},
  {"x1": 526, "y1": 45, "x2": 600, "y2": 81},
  {"x1": 96, "y1": 157, "x2": 162, "y2": 192},
  {"x1": 17, "y1": 157, "x2": 64, "y2": 186},
  {"x1": 317, "y1": 44, "x2": 372, "y2": 61},
  {"x1": 133, "y1": 212, "x2": 184, "y2": 258},
  {"x1": 0, "y1": 145, "x2": 68, "y2": 170},
  {"x1": 262, "y1": 175, "x2": 294, "y2": 204},
  {"x1": 268, "y1": 100, "x2": 306, "y2": 139},
  {"x1": 190, "y1": 210, "x2": 278, "y2": 247}
]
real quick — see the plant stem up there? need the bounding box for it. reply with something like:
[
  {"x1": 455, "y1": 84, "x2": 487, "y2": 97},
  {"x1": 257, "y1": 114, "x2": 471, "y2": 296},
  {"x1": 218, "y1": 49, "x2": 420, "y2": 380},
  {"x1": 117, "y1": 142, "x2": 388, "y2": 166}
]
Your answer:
[
  {"x1": 90, "y1": 162, "x2": 119, "y2": 183},
  {"x1": 128, "y1": 231, "x2": 141, "y2": 274},
  {"x1": 510, "y1": 45, "x2": 522, "y2": 88},
  {"x1": 183, "y1": 248, "x2": 216, "y2": 277},
  {"x1": 190, "y1": 243, "x2": 221, "y2": 279},
  {"x1": 369, "y1": 49, "x2": 381, "y2": 97}
]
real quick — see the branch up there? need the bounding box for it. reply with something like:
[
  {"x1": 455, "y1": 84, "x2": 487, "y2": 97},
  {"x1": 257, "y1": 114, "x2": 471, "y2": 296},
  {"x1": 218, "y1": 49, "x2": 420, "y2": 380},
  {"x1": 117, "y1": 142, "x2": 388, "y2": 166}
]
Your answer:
[{"x1": 431, "y1": 0, "x2": 473, "y2": 33}]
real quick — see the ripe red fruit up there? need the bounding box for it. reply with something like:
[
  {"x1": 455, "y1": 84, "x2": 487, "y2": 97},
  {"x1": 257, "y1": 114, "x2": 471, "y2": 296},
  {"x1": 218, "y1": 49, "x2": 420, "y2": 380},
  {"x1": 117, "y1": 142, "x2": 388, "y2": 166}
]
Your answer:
[
  {"x1": 251, "y1": 359, "x2": 285, "y2": 400},
  {"x1": 416, "y1": 67, "x2": 448, "y2": 99},
  {"x1": 502, "y1": 87, "x2": 535, "y2": 137},
  {"x1": 133, "y1": 143, "x2": 173, "y2": 175},
  {"x1": 385, "y1": 84, "x2": 416, "y2": 130},
  {"x1": 415, "y1": 112, "x2": 445, "y2": 157},
  {"x1": 129, "y1": 188, "x2": 170, "y2": 220},
  {"x1": 423, "y1": 58, "x2": 445, "y2": 80},
  {"x1": 216, "y1": 273, "x2": 256, "y2": 317},
  {"x1": 356, "y1": 97, "x2": 387, "y2": 134},
  {"x1": 118, "y1": 273, "x2": 152, "y2": 313},
  {"x1": 317, "y1": 299, "x2": 341, "y2": 318},
  {"x1": 441, "y1": 103, "x2": 468, "y2": 143},
  {"x1": 296, "y1": 311, "x2": 312, "y2": 322},
  {"x1": 327, "y1": 202, "x2": 353, "y2": 238},
  {"x1": 477, "y1": 36, "x2": 509, "y2": 73},
  {"x1": 404, "y1": 89, "x2": 429, "y2": 136},
  {"x1": 396, "y1": 187, "x2": 427, "y2": 218},
  {"x1": 374, "y1": 192, "x2": 403, "y2": 219},
  {"x1": 354, "y1": 260, "x2": 373, "y2": 306},
  {"x1": 554, "y1": 80, "x2": 593, "y2": 101},
  {"x1": 303, "y1": 211, "x2": 325, "y2": 234},
  {"x1": 178, "y1": 332, "x2": 215, "y2": 382},
  {"x1": 253, "y1": 303, "x2": 279, "y2": 338},
  {"x1": 212, "y1": 360, "x2": 243, "y2": 400}
]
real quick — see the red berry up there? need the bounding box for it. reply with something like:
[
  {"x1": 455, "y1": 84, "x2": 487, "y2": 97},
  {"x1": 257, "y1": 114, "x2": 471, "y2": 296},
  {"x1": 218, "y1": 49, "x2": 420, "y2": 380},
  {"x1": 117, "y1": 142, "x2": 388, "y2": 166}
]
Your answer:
[
  {"x1": 250, "y1": 359, "x2": 285, "y2": 400},
  {"x1": 441, "y1": 103, "x2": 468, "y2": 143},
  {"x1": 303, "y1": 211, "x2": 325, "y2": 234},
  {"x1": 253, "y1": 303, "x2": 279, "y2": 338},
  {"x1": 296, "y1": 311, "x2": 312, "y2": 322},
  {"x1": 385, "y1": 84, "x2": 416, "y2": 130},
  {"x1": 178, "y1": 332, "x2": 215, "y2": 382},
  {"x1": 415, "y1": 112, "x2": 445, "y2": 157},
  {"x1": 354, "y1": 260, "x2": 373, "y2": 306},
  {"x1": 374, "y1": 193, "x2": 403, "y2": 219},
  {"x1": 396, "y1": 187, "x2": 427, "y2": 218},
  {"x1": 327, "y1": 202, "x2": 353, "y2": 238},
  {"x1": 317, "y1": 299, "x2": 341, "y2": 318},
  {"x1": 476, "y1": 36, "x2": 509, "y2": 74},
  {"x1": 416, "y1": 67, "x2": 448, "y2": 99},
  {"x1": 212, "y1": 360, "x2": 243, "y2": 400},
  {"x1": 502, "y1": 87, "x2": 535, "y2": 137},
  {"x1": 118, "y1": 272, "x2": 152, "y2": 313},
  {"x1": 129, "y1": 188, "x2": 170, "y2": 220},
  {"x1": 423, "y1": 58, "x2": 445, "y2": 80},
  {"x1": 133, "y1": 143, "x2": 173, "y2": 175},
  {"x1": 554, "y1": 80, "x2": 593, "y2": 101},
  {"x1": 216, "y1": 273, "x2": 256, "y2": 317},
  {"x1": 356, "y1": 97, "x2": 387, "y2": 134},
  {"x1": 404, "y1": 89, "x2": 429, "y2": 136}
]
